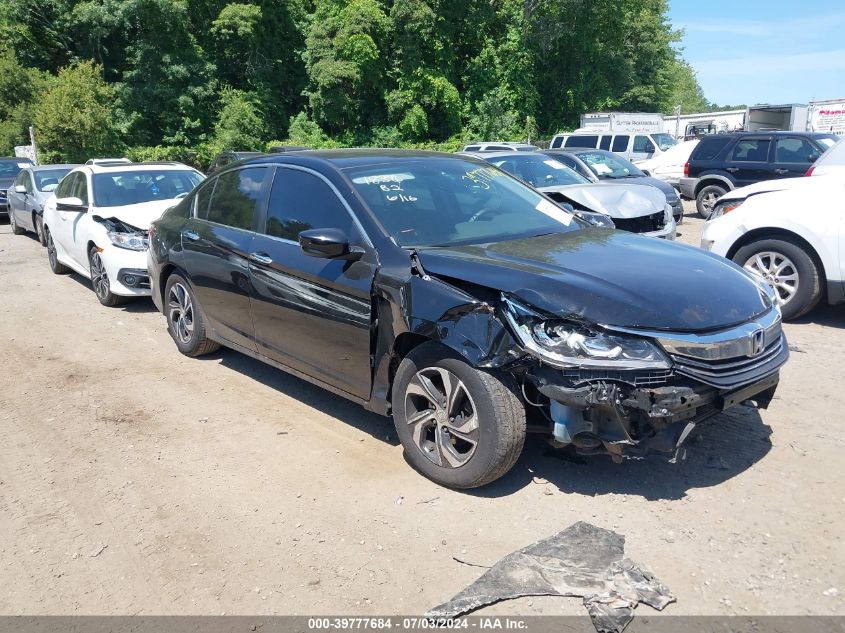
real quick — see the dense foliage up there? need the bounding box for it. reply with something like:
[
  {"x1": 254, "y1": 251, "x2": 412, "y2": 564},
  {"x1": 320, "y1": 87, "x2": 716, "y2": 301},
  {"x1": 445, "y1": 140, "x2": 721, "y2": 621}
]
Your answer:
[{"x1": 0, "y1": 0, "x2": 718, "y2": 166}]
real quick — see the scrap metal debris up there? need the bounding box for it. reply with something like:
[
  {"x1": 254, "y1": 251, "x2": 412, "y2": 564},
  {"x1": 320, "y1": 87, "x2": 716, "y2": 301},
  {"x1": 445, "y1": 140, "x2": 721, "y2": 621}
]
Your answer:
[{"x1": 426, "y1": 522, "x2": 674, "y2": 633}]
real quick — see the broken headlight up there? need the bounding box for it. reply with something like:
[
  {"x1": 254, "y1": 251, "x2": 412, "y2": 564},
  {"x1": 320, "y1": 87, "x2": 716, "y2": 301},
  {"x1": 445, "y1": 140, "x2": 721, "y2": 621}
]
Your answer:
[
  {"x1": 108, "y1": 231, "x2": 149, "y2": 251},
  {"x1": 501, "y1": 296, "x2": 670, "y2": 370}
]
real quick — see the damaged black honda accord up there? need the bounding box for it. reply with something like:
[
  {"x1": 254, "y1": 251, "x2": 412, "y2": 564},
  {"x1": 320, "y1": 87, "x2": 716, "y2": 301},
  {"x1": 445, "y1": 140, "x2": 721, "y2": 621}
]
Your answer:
[{"x1": 148, "y1": 150, "x2": 787, "y2": 488}]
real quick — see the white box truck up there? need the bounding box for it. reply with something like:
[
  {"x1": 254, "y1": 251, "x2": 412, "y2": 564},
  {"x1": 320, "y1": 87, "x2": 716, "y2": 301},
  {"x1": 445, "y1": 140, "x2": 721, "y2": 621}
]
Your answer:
[
  {"x1": 807, "y1": 99, "x2": 845, "y2": 135},
  {"x1": 578, "y1": 112, "x2": 664, "y2": 133},
  {"x1": 744, "y1": 104, "x2": 809, "y2": 132}
]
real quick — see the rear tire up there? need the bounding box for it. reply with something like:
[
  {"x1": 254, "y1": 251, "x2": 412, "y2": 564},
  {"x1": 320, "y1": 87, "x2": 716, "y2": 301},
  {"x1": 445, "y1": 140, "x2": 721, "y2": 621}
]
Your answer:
[
  {"x1": 34, "y1": 214, "x2": 46, "y2": 245},
  {"x1": 164, "y1": 273, "x2": 220, "y2": 357},
  {"x1": 9, "y1": 211, "x2": 24, "y2": 235},
  {"x1": 392, "y1": 342, "x2": 526, "y2": 489},
  {"x1": 45, "y1": 229, "x2": 70, "y2": 274},
  {"x1": 733, "y1": 237, "x2": 822, "y2": 320},
  {"x1": 696, "y1": 184, "x2": 727, "y2": 218}
]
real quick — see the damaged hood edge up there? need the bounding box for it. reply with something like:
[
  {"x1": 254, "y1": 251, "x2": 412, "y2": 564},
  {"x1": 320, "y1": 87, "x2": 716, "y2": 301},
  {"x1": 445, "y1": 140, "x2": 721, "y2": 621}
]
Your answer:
[
  {"x1": 540, "y1": 182, "x2": 667, "y2": 219},
  {"x1": 92, "y1": 200, "x2": 177, "y2": 231}
]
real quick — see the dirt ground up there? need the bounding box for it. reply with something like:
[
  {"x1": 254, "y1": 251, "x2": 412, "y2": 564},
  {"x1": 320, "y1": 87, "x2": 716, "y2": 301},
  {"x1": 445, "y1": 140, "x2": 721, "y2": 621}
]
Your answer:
[{"x1": 1, "y1": 203, "x2": 843, "y2": 618}]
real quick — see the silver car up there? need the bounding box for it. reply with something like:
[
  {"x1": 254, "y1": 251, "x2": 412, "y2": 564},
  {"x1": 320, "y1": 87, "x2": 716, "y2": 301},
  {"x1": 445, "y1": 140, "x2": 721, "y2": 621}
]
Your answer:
[
  {"x1": 7, "y1": 164, "x2": 79, "y2": 244},
  {"x1": 464, "y1": 151, "x2": 676, "y2": 239}
]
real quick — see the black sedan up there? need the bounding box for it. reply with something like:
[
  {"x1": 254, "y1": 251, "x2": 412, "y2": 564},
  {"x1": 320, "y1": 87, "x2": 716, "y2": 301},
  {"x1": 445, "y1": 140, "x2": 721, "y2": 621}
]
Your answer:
[
  {"x1": 148, "y1": 150, "x2": 787, "y2": 488},
  {"x1": 544, "y1": 148, "x2": 684, "y2": 223}
]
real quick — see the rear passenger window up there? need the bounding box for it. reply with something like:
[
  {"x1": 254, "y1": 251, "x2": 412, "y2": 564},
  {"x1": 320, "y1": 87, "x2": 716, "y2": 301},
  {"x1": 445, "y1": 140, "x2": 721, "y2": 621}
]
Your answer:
[
  {"x1": 205, "y1": 167, "x2": 268, "y2": 230},
  {"x1": 464, "y1": 146, "x2": 480, "y2": 151},
  {"x1": 599, "y1": 136, "x2": 612, "y2": 150},
  {"x1": 611, "y1": 135, "x2": 629, "y2": 152},
  {"x1": 774, "y1": 137, "x2": 818, "y2": 163},
  {"x1": 565, "y1": 135, "x2": 598, "y2": 148},
  {"x1": 730, "y1": 139, "x2": 771, "y2": 162},
  {"x1": 693, "y1": 137, "x2": 732, "y2": 160},
  {"x1": 265, "y1": 169, "x2": 353, "y2": 242},
  {"x1": 550, "y1": 137, "x2": 564, "y2": 149},
  {"x1": 71, "y1": 173, "x2": 89, "y2": 205}
]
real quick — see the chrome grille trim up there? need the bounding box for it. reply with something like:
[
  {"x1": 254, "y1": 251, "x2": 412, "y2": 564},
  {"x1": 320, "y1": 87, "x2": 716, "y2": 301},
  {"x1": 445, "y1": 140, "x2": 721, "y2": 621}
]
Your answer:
[{"x1": 671, "y1": 336, "x2": 783, "y2": 378}]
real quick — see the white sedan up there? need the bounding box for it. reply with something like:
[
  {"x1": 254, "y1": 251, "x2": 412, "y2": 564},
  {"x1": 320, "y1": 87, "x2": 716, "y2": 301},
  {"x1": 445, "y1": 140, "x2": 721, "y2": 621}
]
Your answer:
[
  {"x1": 701, "y1": 175, "x2": 844, "y2": 320},
  {"x1": 42, "y1": 161, "x2": 204, "y2": 306}
]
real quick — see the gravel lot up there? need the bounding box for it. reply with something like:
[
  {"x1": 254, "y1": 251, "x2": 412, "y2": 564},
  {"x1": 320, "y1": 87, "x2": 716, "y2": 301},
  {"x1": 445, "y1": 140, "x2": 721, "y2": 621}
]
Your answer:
[{"x1": 1, "y1": 202, "x2": 843, "y2": 617}]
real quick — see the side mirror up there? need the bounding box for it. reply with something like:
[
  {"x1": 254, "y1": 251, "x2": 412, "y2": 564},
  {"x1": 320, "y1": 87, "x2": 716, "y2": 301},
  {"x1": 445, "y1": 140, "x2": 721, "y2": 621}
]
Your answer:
[
  {"x1": 299, "y1": 228, "x2": 364, "y2": 261},
  {"x1": 808, "y1": 154, "x2": 820, "y2": 163},
  {"x1": 14, "y1": 185, "x2": 26, "y2": 194},
  {"x1": 55, "y1": 196, "x2": 86, "y2": 212}
]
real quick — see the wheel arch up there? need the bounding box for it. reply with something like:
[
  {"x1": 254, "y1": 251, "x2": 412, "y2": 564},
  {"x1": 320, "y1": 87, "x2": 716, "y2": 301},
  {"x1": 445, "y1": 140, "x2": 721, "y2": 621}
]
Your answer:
[
  {"x1": 727, "y1": 227, "x2": 828, "y2": 289},
  {"x1": 694, "y1": 175, "x2": 733, "y2": 197}
]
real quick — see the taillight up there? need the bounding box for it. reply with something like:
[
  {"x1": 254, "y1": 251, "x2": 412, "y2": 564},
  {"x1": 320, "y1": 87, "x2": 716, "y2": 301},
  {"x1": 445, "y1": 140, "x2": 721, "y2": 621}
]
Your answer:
[
  {"x1": 683, "y1": 161, "x2": 689, "y2": 177},
  {"x1": 805, "y1": 165, "x2": 815, "y2": 176}
]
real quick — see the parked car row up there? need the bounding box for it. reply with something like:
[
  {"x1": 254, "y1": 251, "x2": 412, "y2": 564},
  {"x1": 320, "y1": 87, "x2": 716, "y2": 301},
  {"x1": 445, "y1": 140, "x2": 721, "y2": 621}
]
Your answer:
[
  {"x1": 4, "y1": 148, "x2": 792, "y2": 490},
  {"x1": 701, "y1": 139, "x2": 845, "y2": 320}
]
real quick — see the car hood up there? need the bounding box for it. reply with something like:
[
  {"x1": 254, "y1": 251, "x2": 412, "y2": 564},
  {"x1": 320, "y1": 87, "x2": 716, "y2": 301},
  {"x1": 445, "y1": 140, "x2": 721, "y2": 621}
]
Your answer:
[
  {"x1": 720, "y1": 174, "x2": 844, "y2": 202},
  {"x1": 537, "y1": 182, "x2": 666, "y2": 218},
  {"x1": 599, "y1": 176, "x2": 678, "y2": 200},
  {"x1": 416, "y1": 230, "x2": 770, "y2": 332},
  {"x1": 94, "y1": 200, "x2": 178, "y2": 230}
]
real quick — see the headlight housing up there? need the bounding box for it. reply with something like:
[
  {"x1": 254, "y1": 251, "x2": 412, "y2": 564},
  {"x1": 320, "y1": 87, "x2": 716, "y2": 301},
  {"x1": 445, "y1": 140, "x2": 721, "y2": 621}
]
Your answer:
[
  {"x1": 501, "y1": 296, "x2": 670, "y2": 370},
  {"x1": 108, "y1": 231, "x2": 149, "y2": 251},
  {"x1": 709, "y1": 199, "x2": 743, "y2": 220}
]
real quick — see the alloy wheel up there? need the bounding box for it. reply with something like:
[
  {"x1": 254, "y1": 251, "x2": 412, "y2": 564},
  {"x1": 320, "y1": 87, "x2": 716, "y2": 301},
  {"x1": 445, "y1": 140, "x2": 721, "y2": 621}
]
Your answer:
[
  {"x1": 168, "y1": 282, "x2": 195, "y2": 345},
  {"x1": 701, "y1": 191, "x2": 719, "y2": 213},
  {"x1": 404, "y1": 367, "x2": 479, "y2": 468},
  {"x1": 90, "y1": 252, "x2": 111, "y2": 301},
  {"x1": 744, "y1": 251, "x2": 799, "y2": 306},
  {"x1": 47, "y1": 233, "x2": 58, "y2": 268}
]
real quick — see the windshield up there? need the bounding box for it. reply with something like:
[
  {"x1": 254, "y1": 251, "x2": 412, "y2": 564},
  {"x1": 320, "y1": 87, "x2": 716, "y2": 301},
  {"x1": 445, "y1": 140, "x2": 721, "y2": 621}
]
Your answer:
[
  {"x1": 575, "y1": 151, "x2": 645, "y2": 179},
  {"x1": 486, "y1": 154, "x2": 590, "y2": 188},
  {"x1": 92, "y1": 170, "x2": 203, "y2": 207},
  {"x1": 345, "y1": 158, "x2": 581, "y2": 248},
  {"x1": 651, "y1": 133, "x2": 678, "y2": 151},
  {"x1": 0, "y1": 161, "x2": 28, "y2": 179},
  {"x1": 34, "y1": 168, "x2": 72, "y2": 192}
]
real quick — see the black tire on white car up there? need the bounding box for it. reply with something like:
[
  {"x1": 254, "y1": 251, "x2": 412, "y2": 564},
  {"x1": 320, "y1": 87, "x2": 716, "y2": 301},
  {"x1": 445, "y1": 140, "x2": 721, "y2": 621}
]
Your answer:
[
  {"x1": 391, "y1": 342, "x2": 526, "y2": 489},
  {"x1": 164, "y1": 273, "x2": 220, "y2": 357},
  {"x1": 45, "y1": 229, "x2": 70, "y2": 274},
  {"x1": 34, "y1": 214, "x2": 46, "y2": 245},
  {"x1": 89, "y1": 246, "x2": 123, "y2": 307},
  {"x1": 733, "y1": 237, "x2": 823, "y2": 321},
  {"x1": 696, "y1": 184, "x2": 727, "y2": 218}
]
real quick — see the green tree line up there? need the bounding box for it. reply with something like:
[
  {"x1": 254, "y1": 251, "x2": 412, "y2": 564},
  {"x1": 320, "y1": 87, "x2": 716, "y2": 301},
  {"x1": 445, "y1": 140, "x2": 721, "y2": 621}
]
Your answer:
[{"x1": 0, "y1": 0, "x2": 717, "y2": 167}]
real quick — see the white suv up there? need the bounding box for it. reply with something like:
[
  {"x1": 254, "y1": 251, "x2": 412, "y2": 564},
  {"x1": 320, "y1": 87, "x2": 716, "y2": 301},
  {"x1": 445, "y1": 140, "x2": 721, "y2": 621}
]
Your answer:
[{"x1": 42, "y1": 161, "x2": 204, "y2": 306}]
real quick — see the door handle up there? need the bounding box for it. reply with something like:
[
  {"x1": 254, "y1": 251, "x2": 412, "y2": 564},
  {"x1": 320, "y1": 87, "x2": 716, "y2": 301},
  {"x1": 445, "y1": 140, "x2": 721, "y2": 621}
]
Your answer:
[
  {"x1": 182, "y1": 230, "x2": 200, "y2": 241},
  {"x1": 725, "y1": 167, "x2": 739, "y2": 173},
  {"x1": 774, "y1": 168, "x2": 789, "y2": 175},
  {"x1": 249, "y1": 252, "x2": 273, "y2": 265}
]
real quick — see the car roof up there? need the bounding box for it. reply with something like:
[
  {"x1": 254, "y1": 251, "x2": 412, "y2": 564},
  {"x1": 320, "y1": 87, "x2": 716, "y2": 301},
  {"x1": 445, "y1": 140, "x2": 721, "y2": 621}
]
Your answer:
[
  {"x1": 0, "y1": 157, "x2": 32, "y2": 162},
  {"x1": 462, "y1": 150, "x2": 547, "y2": 160},
  {"x1": 29, "y1": 164, "x2": 80, "y2": 171},
  {"x1": 700, "y1": 131, "x2": 838, "y2": 138},
  {"x1": 81, "y1": 161, "x2": 199, "y2": 174},
  {"x1": 242, "y1": 148, "x2": 489, "y2": 170}
]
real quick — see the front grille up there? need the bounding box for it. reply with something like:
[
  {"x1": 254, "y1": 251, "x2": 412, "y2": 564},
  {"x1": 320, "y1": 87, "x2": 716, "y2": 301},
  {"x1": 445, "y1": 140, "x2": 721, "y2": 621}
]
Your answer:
[
  {"x1": 560, "y1": 367, "x2": 672, "y2": 386},
  {"x1": 670, "y1": 335, "x2": 787, "y2": 389},
  {"x1": 613, "y1": 210, "x2": 666, "y2": 234}
]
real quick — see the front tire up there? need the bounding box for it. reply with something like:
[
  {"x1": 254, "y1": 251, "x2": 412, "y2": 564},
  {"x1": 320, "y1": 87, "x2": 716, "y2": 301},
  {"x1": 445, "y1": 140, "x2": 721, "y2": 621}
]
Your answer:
[
  {"x1": 45, "y1": 229, "x2": 70, "y2": 274},
  {"x1": 9, "y1": 211, "x2": 24, "y2": 235},
  {"x1": 696, "y1": 184, "x2": 727, "y2": 218},
  {"x1": 392, "y1": 342, "x2": 526, "y2": 489},
  {"x1": 733, "y1": 238, "x2": 822, "y2": 320},
  {"x1": 89, "y1": 246, "x2": 123, "y2": 307},
  {"x1": 164, "y1": 273, "x2": 220, "y2": 357}
]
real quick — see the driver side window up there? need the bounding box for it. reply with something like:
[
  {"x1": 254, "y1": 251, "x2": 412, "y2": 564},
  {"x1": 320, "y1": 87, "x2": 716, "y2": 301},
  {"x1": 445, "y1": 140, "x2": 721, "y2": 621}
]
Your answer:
[
  {"x1": 55, "y1": 172, "x2": 76, "y2": 198},
  {"x1": 71, "y1": 173, "x2": 89, "y2": 205},
  {"x1": 265, "y1": 168, "x2": 354, "y2": 241}
]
